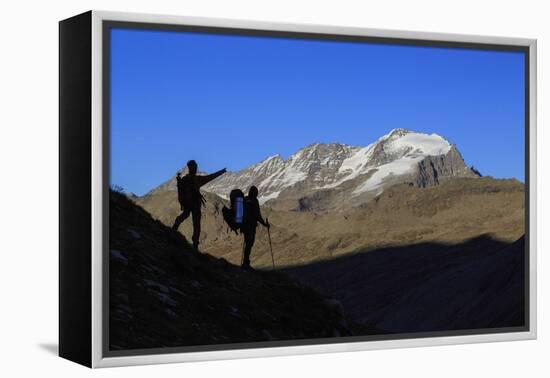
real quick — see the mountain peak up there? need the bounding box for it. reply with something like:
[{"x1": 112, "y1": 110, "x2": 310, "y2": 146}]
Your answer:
[
  {"x1": 384, "y1": 128, "x2": 412, "y2": 140},
  {"x1": 249, "y1": 154, "x2": 285, "y2": 176}
]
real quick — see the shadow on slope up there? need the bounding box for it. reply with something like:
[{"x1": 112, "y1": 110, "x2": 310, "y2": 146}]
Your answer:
[
  {"x1": 284, "y1": 235, "x2": 525, "y2": 334},
  {"x1": 109, "y1": 190, "x2": 353, "y2": 351}
]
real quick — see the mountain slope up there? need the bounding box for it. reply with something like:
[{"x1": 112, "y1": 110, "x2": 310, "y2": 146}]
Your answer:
[
  {"x1": 284, "y1": 235, "x2": 526, "y2": 332},
  {"x1": 137, "y1": 176, "x2": 524, "y2": 269},
  {"x1": 109, "y1": 190, "x2": 352, "y2": 350}
]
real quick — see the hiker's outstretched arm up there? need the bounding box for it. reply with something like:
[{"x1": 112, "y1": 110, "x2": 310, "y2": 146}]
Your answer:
[{"x1": 198, "y1": 168, "x2": 227, "y2": 187}]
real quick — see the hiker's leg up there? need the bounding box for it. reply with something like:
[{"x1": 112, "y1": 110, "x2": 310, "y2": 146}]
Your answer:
[
  {"x1": 172, "y1": 209, "x2": 190, "y2": 230},
  {"x1": 191, "y1": 208, "x2": 202, "y2": 251},
  {"x1": 242, "y1": 232, "x2": 252, "y2": 268},
  {"x1": 249, "y1": 228, "x2": 256, "y2": 249},
  {"x1": 242, "y1": 229, "x2": 255, "y2": 268}
]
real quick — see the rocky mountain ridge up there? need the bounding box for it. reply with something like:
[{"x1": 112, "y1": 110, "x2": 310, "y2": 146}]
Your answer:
[{"x1": 147, "y1": 129, "x2": 480, "y2": 208}]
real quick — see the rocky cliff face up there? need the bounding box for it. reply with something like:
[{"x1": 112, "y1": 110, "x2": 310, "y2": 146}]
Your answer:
[{"x1": 413, "y1": 145, "x2": 480, "y2": 188}]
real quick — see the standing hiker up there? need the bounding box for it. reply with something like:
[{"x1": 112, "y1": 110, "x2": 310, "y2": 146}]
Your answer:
[
  {"x1": 241, "y1": 186, "x2": 270, "y2": 269},
  {"x1": 172, "y1": 160, "x2": 226, "y2": 251}
]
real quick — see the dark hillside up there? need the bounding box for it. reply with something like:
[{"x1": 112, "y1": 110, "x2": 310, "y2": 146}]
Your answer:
[
  {"x1": 109, "y1": 191, "x2": 351, "y2": 351},
  {"x1": 285, "y1": 235, "x2": 526, "y2": 333}
]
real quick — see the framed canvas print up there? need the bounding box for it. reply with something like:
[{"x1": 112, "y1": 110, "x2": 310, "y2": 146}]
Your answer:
[{"x1": 59, "y1": 10, "x2": 537, "y2": 368}]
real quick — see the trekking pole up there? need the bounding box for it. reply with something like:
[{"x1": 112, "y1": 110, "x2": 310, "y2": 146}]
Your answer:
[
  {"x1": 241, "y1": 237, "x2": 245, "y2": 267},
  {"x1": 266, "y1": 218, "x2": 275, "y2": 269}
]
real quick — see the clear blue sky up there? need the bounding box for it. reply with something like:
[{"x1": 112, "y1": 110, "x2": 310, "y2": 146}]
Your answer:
[{"x1": 110, "y1": 28, "x2": 525, "y2": 195}]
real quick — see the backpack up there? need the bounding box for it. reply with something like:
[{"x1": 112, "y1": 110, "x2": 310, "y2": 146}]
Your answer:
[
  {"x1": 177, "y1": 175, "x2": 205, "y2": 210},
  {"x1": 222, "y1": 189, "x2": 245, "y2": 234}
]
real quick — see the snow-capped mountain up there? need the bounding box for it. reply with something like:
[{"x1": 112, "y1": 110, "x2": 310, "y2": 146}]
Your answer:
[
  {"x1": 202, "y1": 142, "x2": 362, "y2": 203},
  {"x1": 147, "y1": 129, "x2": 480, "y2": 207}
]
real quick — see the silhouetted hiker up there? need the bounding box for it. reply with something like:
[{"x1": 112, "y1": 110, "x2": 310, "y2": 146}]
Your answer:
[
  {"x1": 241, "y1": 186, "x2": 270, "y2": 269},
  {"x1": 172, "y1": 160, "x2": 226, "y2": 251}
]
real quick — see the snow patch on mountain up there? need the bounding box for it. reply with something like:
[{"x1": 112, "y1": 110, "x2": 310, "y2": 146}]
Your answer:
[
  {"x1": 338, "y1": 144, "x2": 375, "y2": 175},
  {"x1": 268, "y1": 167, "x2": 307, "y2": 187},
  {"x1": 388, "y1": 131, "x2": 451, "y2": 156},
  {"x1": 353, "y1": 157, "x2": 419, "y2": 194}
]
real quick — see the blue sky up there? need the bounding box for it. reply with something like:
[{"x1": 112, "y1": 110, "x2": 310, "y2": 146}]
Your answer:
[{"x1": 110, "y1": 28, "x2": 525, "y2": 195}]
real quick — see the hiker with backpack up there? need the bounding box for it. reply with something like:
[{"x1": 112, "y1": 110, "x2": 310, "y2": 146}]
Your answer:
[
  {"x1": 241, "y1": 186, "x2": 270, "y2": 270},
  {"x1": 172, "y1": 160, "x2": 226, "y2": 251}
]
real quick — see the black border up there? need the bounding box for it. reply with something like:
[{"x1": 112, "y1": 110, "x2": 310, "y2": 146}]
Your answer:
[
  {"x1": 59, "y1": 11, "x2": 93, "y2": 367},
  {"x1": 102, "y1": 20, "x2": 531, "y2": 359}
]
